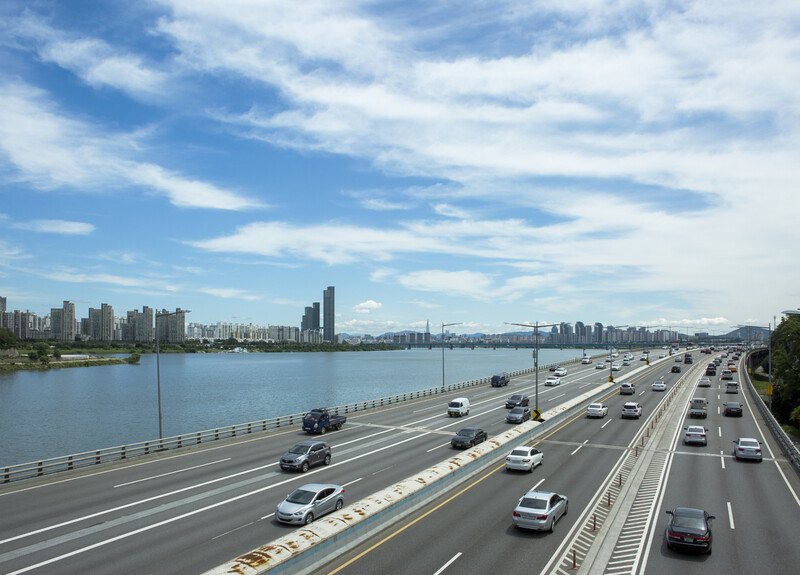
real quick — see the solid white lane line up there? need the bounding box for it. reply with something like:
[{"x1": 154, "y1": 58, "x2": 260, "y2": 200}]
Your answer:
[
  {"x1": 433, "y1": 552, "x2": 462, "y2": 575},
  {"x1": 427, "y1": 442, "x2": 450, "y2": 452},
  {"x1": 720, "y1": 451, "x2": 726, "y2": 469},
  {"x1": 727, "y1": 501, "x2": 735, "y2": 529},
  {"x1": 342, "y1": 478, "x2": 362, "y2": 488},
  {"x1": 601, "y1": 419, "x2": 613, "y2": 428},
  {"x1": 532, "y1": 478, "x2": 546, "y2": 490},
  {"x1": 114, "y1": 459, "x2": 231, "y2": 487},
  {"x1": 718, "y1": 427, "x2": 721, "y2": 437},
  {"x1": 570, "y1": 440, "x2": 588, "y2": 456},
  {"x1": 547, "y1": 393, "x2": 566, "y2": 402}
]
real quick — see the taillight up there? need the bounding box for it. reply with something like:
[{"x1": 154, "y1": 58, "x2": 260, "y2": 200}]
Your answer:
[
  {"x1": 522, "y1": 458, "x2": 531, "y2": 462},
  {"x1": 536, "y1": 514, "x2": 549, "y2": 520},
  {"x1": 513, "y1": 511, "x2": 521, "y2": 517},
  {"x1": 694, "y1": 535, "x2": 710, "y2": 542},
  {"x1": 700, "y1": 434, "x2": 706, "y2": 438}
]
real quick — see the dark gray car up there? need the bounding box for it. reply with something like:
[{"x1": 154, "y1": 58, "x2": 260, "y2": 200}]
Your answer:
[
  {"x1": 280, "y1": 440, "x2": 332, "y2": 472},
  {"x1": 451, "y1": 427, "x2": 488, "y2": 449},
  {"x1": 506, "y1": 406, "x2": 532, "y2": 423}
]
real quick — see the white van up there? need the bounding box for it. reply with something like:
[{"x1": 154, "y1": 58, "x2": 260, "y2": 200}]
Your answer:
[{"x1": 447, "y1": 397, "x2": 470, "y2": 417}]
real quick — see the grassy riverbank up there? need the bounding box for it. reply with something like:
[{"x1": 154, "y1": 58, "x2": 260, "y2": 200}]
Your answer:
[{"x1": 0, "y1": 356, "x2": 129, "y2": 373}]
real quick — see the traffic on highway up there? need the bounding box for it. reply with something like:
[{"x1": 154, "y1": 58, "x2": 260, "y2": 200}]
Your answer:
[{"x1": 1, "y1": 349, "x2": 798, "y2": 575}]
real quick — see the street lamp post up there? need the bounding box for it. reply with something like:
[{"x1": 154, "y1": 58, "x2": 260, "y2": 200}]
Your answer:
[
  {"x1": 507, "y1": 321, "x2": 557, "y2": 413},
  {"x1": 609, "y1": 325, "x2": 629, "y2": 383},
  {"x1": 155, "y1": 309, "x2": 191, "y2": 441},
  {"x1": 441, "y1": 322, "x2": 462, "y2": 389}
]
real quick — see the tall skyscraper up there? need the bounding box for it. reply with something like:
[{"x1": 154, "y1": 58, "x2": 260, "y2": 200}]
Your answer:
[
  {"x1": 101, "y1": 303, "x2": 114, "y2": 342},
  {"x1": 323, "y1": 286, "x2": 334, "y2": 343},
  {"x1": 62, "y1": 301, "x2": 75, "y2": 342}
]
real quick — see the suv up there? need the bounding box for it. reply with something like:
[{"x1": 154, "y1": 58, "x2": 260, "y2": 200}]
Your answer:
[
  {"x1": 280, "y1": 441, "x2": 332, "y2": 472},
  {"x1": 491, "y1": 374, "x2": 509, "y2": 387},
  {"x1": 505, "y1": 394, "x2": 530, "y2": 408},
  {"x1": 621, "y1": 402, "x2": 643, "y2": 418},
  {"x1": 620, "y1": 383, "x2": 635, "y2": 395}
]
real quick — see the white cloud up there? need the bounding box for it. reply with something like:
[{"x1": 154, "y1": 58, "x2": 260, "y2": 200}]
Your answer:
[
  {"x1": 196, "y1": 287, "x2": 260, "y2": 300},
  {"x1": 353, "y1": 300, "x2": 383, "y2": 314},
  {"x1": 11, "y1": 219, "x2": 95, "y2": 235},
  {"x1": 0, "y1": 82, "x2": 263, "y2": 210}
]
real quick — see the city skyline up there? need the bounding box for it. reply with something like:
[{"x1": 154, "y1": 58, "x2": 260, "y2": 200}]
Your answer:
[{"x1": 2, "y1": 2, "x2": 798, "y2": 336}]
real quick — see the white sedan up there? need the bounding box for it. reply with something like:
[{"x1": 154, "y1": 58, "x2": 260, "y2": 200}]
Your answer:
[
  {"x1": 545, "y1": 376, "x2": 561, "y2": 386},
  {"x1": 586, "y1": 403, "x2": 609, "y2": 418},
  {"x1": 611, "y1": 363, "x2": 621, "y2": 371},
  {"x1": 595, "y1": 362, "x2": 606, "y2": 369},
  {"x1": 505, "y1": 446, "x2": 544, "y2": 472},
  {"x1": 553, "y1": 367, "x2": 567, "y2": 377},
  {"x1": 652, "y1": 381, "x2": 667, "y2": 392}
]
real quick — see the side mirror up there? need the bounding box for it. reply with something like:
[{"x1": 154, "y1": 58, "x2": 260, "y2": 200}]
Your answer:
[
  {"x1": 708, "y1": 515, "x2": 716, "y2": 521},
  {"x1": 665, "y1": 510, "x2": 673, "y2": 516}
]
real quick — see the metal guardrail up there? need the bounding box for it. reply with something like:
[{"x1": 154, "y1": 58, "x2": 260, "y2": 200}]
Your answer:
[
  {"x1": 743, "y1": 353, "x2": 800, "y2": 474},
  {"x1": 1, "y1": 355, "x2": 595, "y2": 484}
]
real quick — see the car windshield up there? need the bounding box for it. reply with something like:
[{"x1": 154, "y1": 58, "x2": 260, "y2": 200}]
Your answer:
[
  {"x1": 303, "y1": 413, "x2": 319, "y2": 421},
  {"x1": 520, "y1": 497, "x2": 548, "y2": 510},
  {"x1": 286, "y1": 489, "x2": 316, "y2": 504},
  {"x1": 510, "y1": 395, "x2": 522, "y2": 401},
  {"x1": 458, "y1": 429, "x2": 477, "y2": 437},
  {"x1": 288, "y1": 445, "x2": 310, "y2": 454},
  {"x1": 510, "y1": 407, "x2": 524, "y2": 414}
]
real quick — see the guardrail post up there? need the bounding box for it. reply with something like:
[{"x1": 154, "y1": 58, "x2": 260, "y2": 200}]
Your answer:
[
  {"x1": 3, "y1": 467, "x2": 8, "y2": 483},
  {"x1": 121, "y1": 447, "x2": 126, "y2": 460},
  {"x1": 68, "y1": 455, "x2": 74, "y2": 470},
  {"x1": 197, "y1": 432, "x2": 202, "y2": 444},
  {"x1": 96, "y1": 451, "x2": 101, "y2": 465},
  {"x1": 215, "y1": 429, "x2": 219, "y2": 441},
  {"x1": 178, "y1": 436, "x2": 183, "y2": 448},
  {"x1": 145, "y1": 442, "x2": 150, "y2": 455}
]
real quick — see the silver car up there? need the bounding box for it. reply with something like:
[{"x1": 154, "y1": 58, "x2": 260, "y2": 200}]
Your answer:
[
  {"x1": 733, "y1": 438, "x2": 763, "y2": 462},
  {"x1": 505, "y1": 446, "x2": 543, "y2": 472},
  {"x1": 275, "y1": 483, "x2": 344, "y2": 525},
  {"x1": 512, "y1": 490, "x2": 568, "y2": 532},
  {"x1": 586, "y1": 403, "x2": 609, "y2": 418},
  {"x1": 684, "y1": 425, "x2": 708, "y2": 445}
]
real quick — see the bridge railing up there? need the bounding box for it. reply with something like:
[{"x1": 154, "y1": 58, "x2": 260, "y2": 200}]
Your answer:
[
  {"x1": 743, "y1": 353, "x2": 800, "y2": 473},
  {"x1": 1, "y1": 354, "x2": 593, "y2": 484}
]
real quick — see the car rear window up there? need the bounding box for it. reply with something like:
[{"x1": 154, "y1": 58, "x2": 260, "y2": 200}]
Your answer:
[
  {"x1": 520, "y1": 497, "x2": 547, "y2": 510},
  {"x1": 510, "y1": 449, "x2": 529, "y2": 456}
]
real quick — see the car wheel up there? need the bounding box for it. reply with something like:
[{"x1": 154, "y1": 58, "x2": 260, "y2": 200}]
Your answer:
[
  {"x1": 528, "y1": 464, "x2": 534, "y2": 473},
  {"x1": 304, "y1": 513, "x2": 314, "y2": 524},
  {"x1": 549, "y1": 517, "x2": 556, "y2": 533},
  {"x1": 335, "y1": 499, "x2": 343, "y2": 511},
  {"x1": 707, "y1": 545, "x2": 712, "y2": 555},
  {"x1": 563, "y1": 502, "x2": 568, "y2": 516},
  {"x1": 320, "y1": 426, "x2": 327, "y2": 434},
  {"x1": 301, "y1": 461, "x2": 309, "y2": 473},
  {"x1": 323, "y1": 454, "x2": 331, "y2": 465}
]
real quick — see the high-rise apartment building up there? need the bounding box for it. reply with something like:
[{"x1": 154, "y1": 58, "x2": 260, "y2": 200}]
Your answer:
[
  {"x1": 323, "y1": 286, "x2": 334, "y2": 343},
  {"x1": 101, "y1": 303, "x2": 113, "y2": 342},
  {"x1": 156, "y1": 308, "x2": 186, "y2": 344}
]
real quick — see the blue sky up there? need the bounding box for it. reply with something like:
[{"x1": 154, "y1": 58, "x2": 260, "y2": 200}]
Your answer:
[{"x1": 1, "y1": 0, "x2": 798, "y2": 336}]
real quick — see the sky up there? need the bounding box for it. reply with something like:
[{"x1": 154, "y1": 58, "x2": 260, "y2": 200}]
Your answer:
[{"x1": 1, "y1": 0, "x2": 799, "y2": 337}]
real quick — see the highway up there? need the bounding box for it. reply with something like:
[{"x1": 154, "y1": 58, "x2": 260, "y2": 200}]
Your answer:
[
  {"x1": 1, "y1": 350, "x2": 797, "y2": 574},
  {"x1": 321, "y1": 352, "x2": 800, "y2": 575}
]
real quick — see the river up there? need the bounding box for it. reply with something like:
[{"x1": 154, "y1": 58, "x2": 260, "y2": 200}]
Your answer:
[{"x1": 0, "y1": 347, "x2": 587, "y2": 466}]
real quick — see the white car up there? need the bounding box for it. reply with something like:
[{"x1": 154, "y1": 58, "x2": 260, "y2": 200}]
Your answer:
[
  {"x1": 586, "y1": 403, "x2": 609, "y2": 418},
  {"x1": 611, "y1": 363, "x2": 621, "y2": 371},
  {"x1": 595, "y1": 362, "x2": 606, "y2": 369},
  {"x1": 553, "y1": 367, "x2": 567, "y2": 377},
  {"x1": 675, "y1": 355, "x2": 683, "y2": 362},
  {"x1": 652, "y1": 380, "x2": 666, "y2": 392},
  {"x1": 545, "y1": 376, "x2": 561, "y2": 386},
  {"x1": 505, "y1": 446, "x2": 544, "y2": 472},
  {"x1": 639, "y1": 354, "x2": 649, "y2": 361},
  {"x1": 659, "y1": 352, "x2": 666, "y2": 358},
  {"x1": 697, "y1": 377, "x2": 711, "y2": 387},
  {"x1": 581, "y1": 357, "x2": 592, "y2": 364},
  {"x1": 684, "y1": 426, "x2": 708, "y2": 446},
  {"x1": 621, "y1": 402, "x2": 643, "y2": 418}
]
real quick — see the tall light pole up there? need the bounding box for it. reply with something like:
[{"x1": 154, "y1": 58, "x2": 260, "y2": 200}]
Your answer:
[
  {"x1": 441, "y1": 322, "x2": 462, "y2": 389},
  {"x1": 156, "y1": 309, "x2": 191, "y2": 440},
  {"x1": 507, "y1": 321, "x2": 557, "y2": 413}
]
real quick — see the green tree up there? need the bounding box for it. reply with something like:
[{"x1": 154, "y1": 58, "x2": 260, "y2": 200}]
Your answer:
[
  {"x1": 0, "y1": 327, "x2": 17, "y2": 349},
  {"x1": 126, "y1": 352, "x2": 141, "y2": 364},
  {"x1": 770, "y1": 316, "x2": 800, "y2": 424},
  {"x1": 53, "y1": 348, "x2": 62, "y2": 360}
]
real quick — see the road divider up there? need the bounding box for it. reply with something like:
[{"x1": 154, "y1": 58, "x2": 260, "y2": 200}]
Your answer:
[{"x1": 204, "y1": 355, "x2": 669, "y2": 575}]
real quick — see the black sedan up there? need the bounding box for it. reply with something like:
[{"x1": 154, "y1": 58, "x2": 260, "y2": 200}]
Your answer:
[
  {"x1": 505, "y1": 394, "x2": 530, "y2": 408},
  {"x1": 451, "y1": 427, "x2": 488, "y2": 449},
  {"x1": 671, "y1": 365, "x2": 681, "y2": 373},
  {"x1": 506, "y1": 406, "x2": 532, "y2": 423},
  {"x1": 665, "y1": 507, "x2": 714, "y2": 554},
  {"x1": 723, "y1": 401, "x2": 743, "y2": 416}
]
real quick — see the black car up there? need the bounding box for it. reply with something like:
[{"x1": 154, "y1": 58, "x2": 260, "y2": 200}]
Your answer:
[
  {"x1": 706, "y1": 366, "x2": 716, "y2": 376},
  {"x1": 505, "y1": 394, "x2": 530, "y2": 408},
  {"x1": 451, "y1": 427, "x2": 488, "y2": 449},
  {"x1": 491, "y1": 374, "x2": 509, "y2": 387},
  {"x1": 506, "y1": 406, "x2": 532, "y2": 423},
  {"x1": 723, "y1": 401, "x2": 743, "y2": 416},
  {"x1": 665, "y1": 507, "x2": 714, "y2": 554},
  {"x1": 671, "y1": 365, "x2": 681, "y2": 373},
  {"x1": 549, "y1": 365, "x2": 561, "y2": 372}
]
